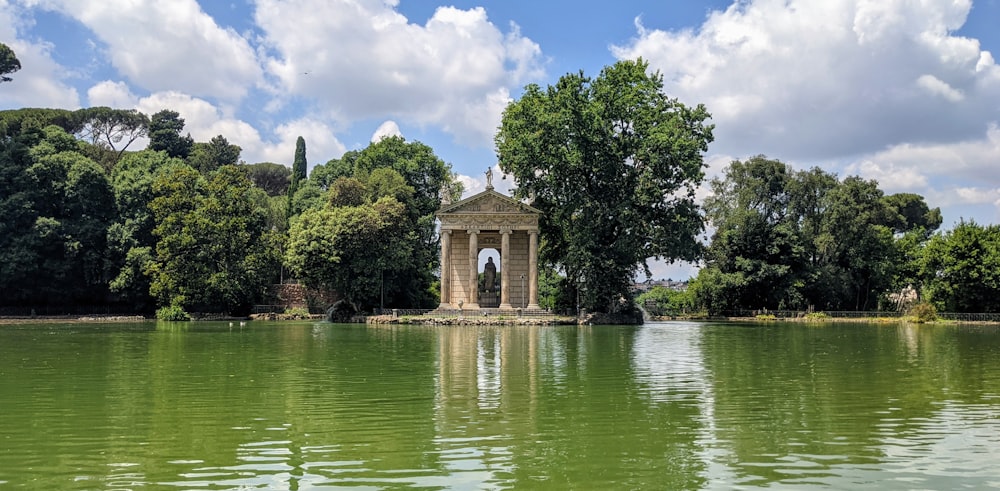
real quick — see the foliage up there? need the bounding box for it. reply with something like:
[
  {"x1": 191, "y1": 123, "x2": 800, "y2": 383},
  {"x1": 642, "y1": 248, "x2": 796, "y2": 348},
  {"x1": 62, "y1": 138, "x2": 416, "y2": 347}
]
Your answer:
[
  {"x1": 693, "y1": 156, "x2": 940, "y2": 314},
  {"x1": 287, "y1": 136, "x2": 307, "y2": 204},
  {"x1": 804, "y1": 312, "x2": 829, "y2": 320},
  {"x1": 637, "y1": 286, "x2": 693, "y2": 316},
  {"x1": 155, "y1": 304, "x2": 190, "y2": 321},
  {"x1": 147, "y1": 110, "x2": 194, "y2": 159},
  {"x1": 919, "y1": 220, "x2": 1000, "y2": 313},
  {"x1": 148, "y1": 165, "x2": 278, "y2": 314},
  {"x1": 0, "y1": 125, "x2": 115, "y2": 306},
  {"x1": 0, "y1": 42, "x2": 20, "y2": 83},
  {"x1": 283, "y1": 306, "x2": 311, "y2": 319},
  {"x1": 75, "y1": 107, "x2": 149, "y2": 166},
  {"x1": 496, "y1": 59, "x2": 713, "y2": 313},
  {"x1": 285, "y1": 196, "x2": 411, "y2": 310},
  {"x1": 188, "y1": 135, "x2": 241, "y2": 174},
  {"x1": 0, "y1": 108, "x2": 85, "y2": 137},
  {"x1": 908, "y1": 302, "x2": 938, "y2": 323},
  {"x1": 244, "y1": 162, "x2": 291, "y2": 196},
  {"x1": 312, "y1": 136, "x2": 457, "y2": 308},
  {"x1": 106, "y1": 150, "x2": 188, "y2": 311}
]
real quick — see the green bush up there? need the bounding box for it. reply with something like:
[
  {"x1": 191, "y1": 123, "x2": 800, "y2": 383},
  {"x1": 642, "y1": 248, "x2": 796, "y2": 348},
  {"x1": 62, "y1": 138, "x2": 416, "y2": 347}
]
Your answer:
[
  {"x1": 156, "y1": 305, "x2": 190, "y2": 321},
  {"x1": 908, "y1": 302, "x2": 938, "y2": 323},
  {"x1": 755, "y1": 313, "x2": 777, "y2": 321},
  {"x1": 283, "y1": 307, "x2": 311, "y2": 319},
  {"x1": 804, "y1": 312, "x2": 829, "y2": 320}
]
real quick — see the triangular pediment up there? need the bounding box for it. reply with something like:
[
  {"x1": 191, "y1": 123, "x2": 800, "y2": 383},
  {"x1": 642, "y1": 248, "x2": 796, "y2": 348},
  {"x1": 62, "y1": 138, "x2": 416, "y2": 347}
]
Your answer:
[{"x1": 438, "y1": 189, "x2": 541, "y2": 216}]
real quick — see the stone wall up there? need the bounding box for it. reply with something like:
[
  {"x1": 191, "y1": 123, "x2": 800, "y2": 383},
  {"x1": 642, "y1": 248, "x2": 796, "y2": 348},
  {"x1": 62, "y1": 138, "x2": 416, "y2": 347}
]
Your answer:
[{"x1": 265, "y1": 283, "x2": 340, "y2": 314}]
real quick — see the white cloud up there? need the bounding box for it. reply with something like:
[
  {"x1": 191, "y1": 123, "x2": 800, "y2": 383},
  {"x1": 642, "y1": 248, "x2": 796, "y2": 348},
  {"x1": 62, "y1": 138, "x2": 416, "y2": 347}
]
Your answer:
[
  {"x1": 0, "y1": 2, "x2": 79, "y2": 108},
  {"x1": 613, "y1": 0, "x2": 1000, "y2": 161},
  {"x1": 456, "y1": 164, "x2": 514, "y2": 198},
  {"x1": 254, "y1": 0, "x2": 543, "y2": 147},
  {"x1": 371, "y1": 120, "x2": 402, "y2": 142},
  {"x1": 87, "y1": 86, "x2": 345, "y2": 168},
  {"x1": 30, "y1": 0, "x2": 261, "y2": 101},
  {"x1": 916, "y1": 74, "x2": 964, "y2": 102},
  {"x1": 87, "y1": 80, "x2": 138, "y2": 108}
]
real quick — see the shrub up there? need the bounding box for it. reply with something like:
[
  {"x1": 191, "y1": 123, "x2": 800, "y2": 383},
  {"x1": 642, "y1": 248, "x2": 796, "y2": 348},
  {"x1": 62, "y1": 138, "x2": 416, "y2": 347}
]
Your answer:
[
  {"x1": 804, "y1": 312, "x2": 829, "y2": 320},
  {"x1": 156, "y1": 305, "x2": 190, "y2": 321},
  {"x1": 283, "y1": 307, "x2": 311, "y2": 319},
  {"x1": 908, "y1": 302, "x2": 938, "y2": 323},
  {"x1": 755, "y1": 313, "x2": 777, "y2": 321}
]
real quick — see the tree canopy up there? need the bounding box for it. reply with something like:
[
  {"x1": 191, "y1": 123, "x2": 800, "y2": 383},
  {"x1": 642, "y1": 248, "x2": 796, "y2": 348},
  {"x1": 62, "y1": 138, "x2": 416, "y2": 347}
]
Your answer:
[
  {"x1": 496, "y1": 58, "x2": 714, "y2": 314},
  {"x1": 0, "y1": 43, "x2": 20, "y2": 83}
]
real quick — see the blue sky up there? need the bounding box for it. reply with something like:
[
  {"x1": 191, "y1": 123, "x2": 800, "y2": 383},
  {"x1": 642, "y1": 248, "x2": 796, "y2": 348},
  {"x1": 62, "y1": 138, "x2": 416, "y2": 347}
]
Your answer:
[{"x1": 2, "y1": 0, "x2": 999, "y2": 280}]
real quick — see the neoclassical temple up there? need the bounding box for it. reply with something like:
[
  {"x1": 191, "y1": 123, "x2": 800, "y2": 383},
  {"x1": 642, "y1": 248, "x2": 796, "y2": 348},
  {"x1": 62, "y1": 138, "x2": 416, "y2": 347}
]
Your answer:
[{"x1": 436, "y1": 177, "x2": 541, "y2": 311}]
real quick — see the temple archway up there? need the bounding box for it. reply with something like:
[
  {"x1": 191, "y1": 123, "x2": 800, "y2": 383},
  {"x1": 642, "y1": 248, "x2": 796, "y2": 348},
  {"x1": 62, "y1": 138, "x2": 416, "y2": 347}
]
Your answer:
[{"x1": 435, "y1": 183, "x2": 541, "y2": 311}]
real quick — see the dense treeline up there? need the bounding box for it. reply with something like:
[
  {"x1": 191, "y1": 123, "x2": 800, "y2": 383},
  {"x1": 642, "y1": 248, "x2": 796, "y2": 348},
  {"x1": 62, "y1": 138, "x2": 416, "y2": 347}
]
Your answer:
[
  {"x1": 640, "y1": 156, "x2": 1000, "y2": 315},
  {"x1": 4, "y1": 60, "x2": 1000, "y2": 319},
  {"x1": 0, "y1": 107, "x2": 458, "y2": 318}
]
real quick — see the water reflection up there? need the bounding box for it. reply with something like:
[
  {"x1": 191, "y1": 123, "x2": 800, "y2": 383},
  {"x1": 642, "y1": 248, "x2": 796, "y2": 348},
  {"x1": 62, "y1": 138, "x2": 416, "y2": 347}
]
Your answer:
[{"x1": 1, "y1": 321, "x2": 1000, "y2": 489}]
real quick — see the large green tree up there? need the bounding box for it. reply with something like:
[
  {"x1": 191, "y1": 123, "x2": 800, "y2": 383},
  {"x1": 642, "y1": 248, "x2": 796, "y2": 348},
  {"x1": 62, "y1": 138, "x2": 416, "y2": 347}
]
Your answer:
[
  {"x1": 313, "y1": 136, "x2": 459, "y2": 307},
  {"x1": 106, "y1": 150, "x2": 188, "y2": 312},
  {"x1": 495, "y1": 59, "x2": 714, "y2": 313},
  {"x1": 286, "y1": 196, "x2": 411, "y2": 309},
  {"x1": 148, "y1": 164, "x2": 278, "y2": 314},
  {"x1": 147, "y1": 109, "x2": 193, "y2": 159},
  {"x1": 0, "y1": 42, "x2": 20, "y2": 83},
  {"x1": 188, "y1": 134, "x2": 241, "y2": 174},
  {"x1": 76, "y1": 107, "x2": 149, "y2": 167},
  {"x1": 0, "y1": 125, "x2": 114, "y2": 306},
  {"x1": 920, "y1": 220, "x2": 1000, "y2": 313},
  {"x1": 694, "y1": 156, "x2": 941, "y2": 313}
]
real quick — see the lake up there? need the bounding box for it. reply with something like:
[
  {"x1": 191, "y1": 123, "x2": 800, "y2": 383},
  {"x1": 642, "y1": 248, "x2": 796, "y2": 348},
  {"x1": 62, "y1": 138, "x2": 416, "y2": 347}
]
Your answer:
[{"x1": 1, "y1": 320, "x2": 999, "y2": 489}]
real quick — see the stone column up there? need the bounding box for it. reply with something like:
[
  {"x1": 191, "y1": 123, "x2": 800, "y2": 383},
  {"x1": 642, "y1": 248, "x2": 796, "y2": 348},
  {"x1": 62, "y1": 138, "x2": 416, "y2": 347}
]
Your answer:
[
  {"x1": 528, "y1": 229, "x2": 540, "y2": 309},
  {"x1": 467, "y1": 229, "x2": 480, "y2": 309},
  {"x1": 439, "y1": 229, "x2": 452, "y2": 309},
  {"x1": 499, "y1": 227, "x2": 512, "y2": 310}
]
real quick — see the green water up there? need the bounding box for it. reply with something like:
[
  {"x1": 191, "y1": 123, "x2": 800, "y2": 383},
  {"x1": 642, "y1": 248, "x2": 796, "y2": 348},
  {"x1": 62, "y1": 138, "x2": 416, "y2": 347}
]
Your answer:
[{"x1": 1, "y1": 321, "x2": 999, "y2": 489}]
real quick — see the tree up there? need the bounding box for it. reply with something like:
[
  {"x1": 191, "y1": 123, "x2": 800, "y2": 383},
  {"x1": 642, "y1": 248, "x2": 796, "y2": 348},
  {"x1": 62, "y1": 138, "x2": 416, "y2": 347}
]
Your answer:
[
  {"x1": 700, "y1": 156, "x2": 804, "y2": 311},
  {"x1": 0, "y1": 125, "x2": 114, "y2": 306},
  {"x1": 292, "y1": 136, "x2": 307, "y2": 183},
  {"x1": 244, "y1": 162, "x2": 291, "y2": 196},
  {"x1": 76, "y1": 107, "x2": 149, "y2": 166},
  {"x1": 188, "y1": 135, "x2": 241, "y2": 174},
  {"x1": 285, "y1": 196, "x2": 411, "y2": 309},
  {"x1": 147, "y1": 110, "x2": 193, "y2": 159},
  {"x1": 0, "y1": 43, "x2": 20, "y2": 83},
  {"x1": 883, "y1": 193, "x2": 942, "y2": 237},
  {"x1": 495, "y1": 59, "x2": 714, "y2": 313},
  {"x1": 107, "y1": 150, "x2": 189, "y2": 312},
  {"x1": 148, "y1": 164, "x2": 278, "y2": 314},
  {"x1": 314, "y1": 136, "x2": 457, "y2": 307},
  {"x1": 920, "y1": 220, "x2": 1000, "y2": 312}
]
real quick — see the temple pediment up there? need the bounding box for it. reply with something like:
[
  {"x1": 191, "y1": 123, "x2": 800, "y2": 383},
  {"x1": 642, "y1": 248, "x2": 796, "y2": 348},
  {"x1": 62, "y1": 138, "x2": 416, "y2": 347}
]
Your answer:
[{"x1": 438, "y1": 189, "x2": 541, "y2": 216}]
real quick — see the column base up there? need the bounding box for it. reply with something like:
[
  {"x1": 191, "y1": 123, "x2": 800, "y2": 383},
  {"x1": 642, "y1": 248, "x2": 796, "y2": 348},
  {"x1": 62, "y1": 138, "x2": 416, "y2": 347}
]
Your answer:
[
  {"x1": 499, "y1": 303, "x2": 513, "y2": 310},
  {"x1": 437, "y1": 303, "x2": 453, "y2": 310},
  {"x1": 463, "y1": 303, "x2": 480, "y2": 310},
  {"x1": 527, "y1": 304, "x2": 541, "y2": 310}
]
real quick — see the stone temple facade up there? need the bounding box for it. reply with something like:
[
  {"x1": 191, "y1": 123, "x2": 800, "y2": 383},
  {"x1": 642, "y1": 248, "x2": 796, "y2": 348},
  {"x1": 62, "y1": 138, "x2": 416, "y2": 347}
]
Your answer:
[{"x1": 435, "y1": 182, "x2": 541, "y2": 311}]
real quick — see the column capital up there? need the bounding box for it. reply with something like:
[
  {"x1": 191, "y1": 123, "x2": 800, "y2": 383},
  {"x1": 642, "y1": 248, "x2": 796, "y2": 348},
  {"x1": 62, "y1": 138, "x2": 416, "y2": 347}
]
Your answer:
[
  {"x1": 441, "y1": 228, "x2": 452, "y2": 236},
  {"x1": 499, "y1": 225, "x2": 513, "y2": 235},
  {"x1": 467, "y1": 228, "x2": 480, "y2": 235}
]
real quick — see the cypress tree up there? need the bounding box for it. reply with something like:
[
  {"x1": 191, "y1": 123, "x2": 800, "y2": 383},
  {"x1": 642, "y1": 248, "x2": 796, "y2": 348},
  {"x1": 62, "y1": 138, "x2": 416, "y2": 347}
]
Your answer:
[{"x1": 287, "y1": 136, "x2": 308, "y2": 217}]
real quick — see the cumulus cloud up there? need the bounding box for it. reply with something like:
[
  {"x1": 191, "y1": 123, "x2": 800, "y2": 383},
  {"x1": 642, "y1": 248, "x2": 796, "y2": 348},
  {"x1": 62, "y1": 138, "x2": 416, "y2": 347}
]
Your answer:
[
  {"x1": 254, "y1": 0, "x2": 543, "y2": 147},
  {"x1": 85, "y1": 84, "x2": 346, "y2": 168},
  {"x1": 0, "y1": 2, "x2": 79, "y2": 108},
  {"x1": 456, "y1": 163, "x2": 514, "y2": 198},
  {"x1": 371, "y1": 120, "x2": 402, "y2": 142},
  {"x1": 29, "y1": 0, "x2": 261, "y2": 101},
  {"x1": 613, "y1": 0, "x2": 1000, "y2": 161}
]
